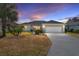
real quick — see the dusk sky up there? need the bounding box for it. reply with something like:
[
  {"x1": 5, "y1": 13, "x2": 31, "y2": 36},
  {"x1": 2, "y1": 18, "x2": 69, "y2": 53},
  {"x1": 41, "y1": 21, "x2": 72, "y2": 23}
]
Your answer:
[{"x1": 16, "y1": 3, "x2": 79, "y2": 23}]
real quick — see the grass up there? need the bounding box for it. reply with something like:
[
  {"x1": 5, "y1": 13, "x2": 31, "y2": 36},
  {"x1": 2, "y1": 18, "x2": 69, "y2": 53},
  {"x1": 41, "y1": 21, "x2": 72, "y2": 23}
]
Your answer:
[
  {"x1": 66, "y1": 32, "x2": 79, "y2": 38},
  {"x1": 0, "y1": 32, "x2": 51, "y2": 56}
]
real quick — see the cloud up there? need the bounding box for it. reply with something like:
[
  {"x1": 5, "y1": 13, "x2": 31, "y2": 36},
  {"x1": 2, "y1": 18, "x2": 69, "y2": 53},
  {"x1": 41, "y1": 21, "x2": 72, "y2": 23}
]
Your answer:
[
  {"x1": 17, "y1": 18, "x2": 31, "y2": 24},
  {"x1": 58, "y1": 19, "x2": 69, "y2": 23},
  {"x1": 29, "y1": 14, "x2": 44, "y2": 20},
  {"x1": 17, "y1": 3, "x2": 69, "y2": 21},
  {"x1": 17, "y1": 11, "x2": 21, "y2": 18}
]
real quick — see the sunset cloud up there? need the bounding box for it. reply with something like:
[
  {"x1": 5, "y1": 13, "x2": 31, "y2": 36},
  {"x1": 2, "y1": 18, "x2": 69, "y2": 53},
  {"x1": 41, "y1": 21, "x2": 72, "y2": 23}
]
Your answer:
[
  {"x1": 29, "y1": 14, "x2": 44, "y2": 20},
  {"x1": 17, "y1": 3, "x2": 69, "y2": 21}
]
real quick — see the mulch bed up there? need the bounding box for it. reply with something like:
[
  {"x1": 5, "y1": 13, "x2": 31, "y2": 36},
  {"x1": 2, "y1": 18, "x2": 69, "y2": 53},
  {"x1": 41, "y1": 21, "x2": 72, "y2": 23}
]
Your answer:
[{"x1": 0, "y1": 34, "x2": 51, "y2": 56}]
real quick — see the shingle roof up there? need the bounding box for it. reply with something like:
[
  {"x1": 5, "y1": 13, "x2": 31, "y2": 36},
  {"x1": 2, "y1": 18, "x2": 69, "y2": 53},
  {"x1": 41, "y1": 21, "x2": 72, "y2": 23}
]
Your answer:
[
  {"x1": 30, "y1": 21, "x2": 46, "y2": 25},
  {"x1": 66, "y1": 17, "x2": 79, "y2": 24},
  {"x1": 20, "y1": 20, "x2": 63, "y2": 25},
  {"x1": 45, "y1": 20, "x2": 63, "y2": 24}
]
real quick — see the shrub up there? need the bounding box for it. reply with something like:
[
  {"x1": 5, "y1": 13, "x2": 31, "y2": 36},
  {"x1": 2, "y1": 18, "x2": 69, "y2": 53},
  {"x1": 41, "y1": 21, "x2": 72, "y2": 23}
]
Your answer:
[
  {"x1": 69, "y1": 29, "x2": 74, "y2": 32},
  {"x1": 34, "y1": 29, "x2": 43, "y2": 35},
  {"x1": 8, "y1": 25, "x2": 23, "y2": 37},
  {"x1": 14, "y1": 27, "x2": 23, "y2": 36},
  {"x1": 30, "y1": 29, "x2": 33, "y2": 32},
  {"x1": 74, "y1": 29, "x2": 79, "y2": 33},
  {"x1": 65, "y1": 28, "x2": 67, "y2": 32}
]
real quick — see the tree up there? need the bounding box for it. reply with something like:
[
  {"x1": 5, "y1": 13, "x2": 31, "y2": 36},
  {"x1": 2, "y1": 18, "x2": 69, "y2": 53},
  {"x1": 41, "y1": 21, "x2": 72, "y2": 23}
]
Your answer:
[
  {"x1": 7, "y1": 24, "x2": 23, "y2": 38},
  {"x1": 0, "y1": 4, "x2": 7, "y2": 37},
  {"x1": 0, "y1": 3, "x2": 18, "y2": 38}
]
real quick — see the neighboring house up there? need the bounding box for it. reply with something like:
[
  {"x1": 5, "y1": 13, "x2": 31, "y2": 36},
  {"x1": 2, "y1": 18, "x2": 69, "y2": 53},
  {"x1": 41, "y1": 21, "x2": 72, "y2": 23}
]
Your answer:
[
  {"x1": 21, "y1": 20, "x2": 65, "y2": 33},
  {"x1": 65, "y1": 17, "x2": 79, "y2": 32}
]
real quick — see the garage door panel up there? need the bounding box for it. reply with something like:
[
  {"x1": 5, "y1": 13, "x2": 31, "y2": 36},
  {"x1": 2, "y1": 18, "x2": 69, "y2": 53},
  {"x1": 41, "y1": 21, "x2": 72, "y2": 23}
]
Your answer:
[{"x1": 45, "y1": 26, "x2": 63, "y2": 33}]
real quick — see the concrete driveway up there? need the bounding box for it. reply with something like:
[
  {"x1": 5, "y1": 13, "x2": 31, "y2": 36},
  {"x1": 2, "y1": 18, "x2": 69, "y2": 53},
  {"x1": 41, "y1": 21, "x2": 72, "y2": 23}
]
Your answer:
[{"x1": 47, "y1": 33, "x2": 79, "y2": 56}]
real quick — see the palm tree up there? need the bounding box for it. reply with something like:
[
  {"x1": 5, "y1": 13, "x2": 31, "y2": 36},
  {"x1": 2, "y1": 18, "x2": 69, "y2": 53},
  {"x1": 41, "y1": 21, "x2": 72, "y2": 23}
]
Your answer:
[{"x1": 0, "y1": 3, "x2": 18, "y2": 38}]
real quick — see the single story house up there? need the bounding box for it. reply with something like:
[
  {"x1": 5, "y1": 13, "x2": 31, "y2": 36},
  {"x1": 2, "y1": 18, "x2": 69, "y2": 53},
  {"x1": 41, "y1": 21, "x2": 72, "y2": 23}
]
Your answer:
[
  {"x1": 65, "y1": 17, "x2": 79, "y2": 32},
  {"x1": 21, "y1": 20, "x2": 65, "y2": 33}
]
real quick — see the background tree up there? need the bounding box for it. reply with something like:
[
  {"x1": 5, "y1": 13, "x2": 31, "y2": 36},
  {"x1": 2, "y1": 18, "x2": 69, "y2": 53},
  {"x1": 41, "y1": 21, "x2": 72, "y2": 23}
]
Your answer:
[
  {"x1": 0, "y1": 4, "x2": 7, "y2": 37},
  {"x1": 0, "y1": 3, "x2": 18, "y2": 38}
]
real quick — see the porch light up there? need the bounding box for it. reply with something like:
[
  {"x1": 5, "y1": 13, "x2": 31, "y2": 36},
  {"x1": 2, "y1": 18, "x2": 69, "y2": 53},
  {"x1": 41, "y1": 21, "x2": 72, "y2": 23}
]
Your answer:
[{"x1": 42, "y1": 25, "x2": 45, "y2": 28}]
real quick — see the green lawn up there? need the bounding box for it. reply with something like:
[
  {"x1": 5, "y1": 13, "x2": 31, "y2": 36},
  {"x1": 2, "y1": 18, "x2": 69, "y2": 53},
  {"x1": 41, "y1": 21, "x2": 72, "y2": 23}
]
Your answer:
[
  {"x1": 66, "y1": 32, "x2": 79, "y2": 38},
  {"x1": 0, "y1": 32, "x2": 51, "y2": 56}
]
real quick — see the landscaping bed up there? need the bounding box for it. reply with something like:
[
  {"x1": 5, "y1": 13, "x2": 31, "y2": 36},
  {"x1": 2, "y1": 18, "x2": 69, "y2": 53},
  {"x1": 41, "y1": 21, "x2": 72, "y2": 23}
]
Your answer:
[{"x1": 0, "y1": 32, "x2": 51, "y2": 56}]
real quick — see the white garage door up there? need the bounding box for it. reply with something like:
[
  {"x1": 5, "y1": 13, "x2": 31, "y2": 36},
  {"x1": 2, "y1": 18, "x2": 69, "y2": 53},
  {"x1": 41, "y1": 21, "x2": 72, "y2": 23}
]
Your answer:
[{"x1": 45, "y1": 26, "x2": 63, "y2": 33}]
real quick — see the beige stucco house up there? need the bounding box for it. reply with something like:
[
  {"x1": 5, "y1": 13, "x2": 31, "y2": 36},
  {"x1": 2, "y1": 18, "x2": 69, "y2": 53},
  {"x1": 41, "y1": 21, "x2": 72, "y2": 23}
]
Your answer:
[{"x1": 21, "y1": 20, "x2": 65, "y2": 33}]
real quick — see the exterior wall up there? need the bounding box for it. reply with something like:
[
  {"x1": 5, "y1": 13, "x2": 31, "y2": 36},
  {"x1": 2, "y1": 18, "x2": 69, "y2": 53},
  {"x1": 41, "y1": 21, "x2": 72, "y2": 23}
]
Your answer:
[
  {"x1": 23, "y1": 23, "x2": 65, "y2": 32},
  {"x1": 63, "y1": 24, "x2": 65, "y2": 32},
  {"x1": 42, "y1": 23, "x2": 65, "y2": 32},
  {"x1": 23, "y1": 24, "x2": 42, "y2": 32},
  {"x1": 23, "y1": 25, "x2": 31, "y2": 32},
  {"x1": 32, "y1": 26, "x2": 41, "y2": 30}
]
